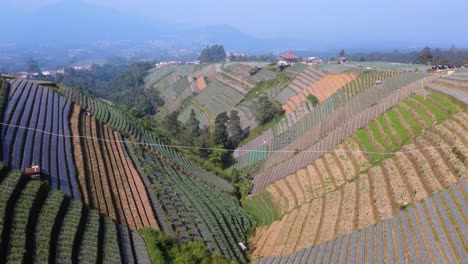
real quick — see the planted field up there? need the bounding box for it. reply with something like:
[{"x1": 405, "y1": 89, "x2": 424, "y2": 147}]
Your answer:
[
  {"x1": 78, "y1": 112, "x2": 158, "y2": 230},
  {"x1": 254, "y1": 180, "x2": 468, "y2": 263},
  {"x1": 126, "y1": 144, "x2": 253, "y2": 262},
  {"x1": 235, "y1": 71, "x2": 427, "y2": 173},
  {"x1": 0, "y1": 167, "x2": 151, "y2": 264},
  {"x1": 244, "y1": 73, "x2": 435, "y2": 193},
  {"x1": 193, "y1": 79, "x2": 244, "y2": 121},
  {"x1": 178, "y1": 104, "x2": 210, "y2": 128},
  {"x1": 275, "y1": 66, "x2": 327, "y2": 105},
  {"x1": 281, "y1": 71, "x2": 356, "y2": 115},
  {"x1": 1, "y1": 80, "x2": 80, "y2": 199},
  {"x1": 62, "y1": 86, "x2": 234, "y2": 193},
  {"x1": 248, "y1": 95, "x2": 466, "y2": 258},
  {"x1": 250, "y1": 69, "x2": 278, "y2": 82}
]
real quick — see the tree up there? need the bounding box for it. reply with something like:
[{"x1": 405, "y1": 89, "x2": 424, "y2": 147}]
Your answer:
[
  {"x1": 199, "y1": 45, "x2": 227, "y2": 62},
  {"x1": 339, "y1": 49, "x2": 345, "y2": 57},
  {"x1": 307, "y1": 94, "x2": 319, "y2": 107},
  {"x1": 164, "y1": 112, "x2": 181, "y2": 135},
  {"x1": 231, "y1": 168, "x2": 240, "y2": 183},
  {"x1": 432, "y1": 48, "x2": 442, "y2": 65},
  {"x1": 255, "y1": 96, "x2": 285, "y2": 126},
  {"x1": 180, "y1": 109, "x2": 201, "y2": 146},
  {"x1": 213, "y1": 112, "x2": 229, "y2": 147},
  {"x1": 27, "y1": 58, "x2": 41, "y2": 73},
  {"x1": 359, "y1": 57, "x2": 366, "y2": 62},
  {"x1": 209, "y1": 146, "x2": 231, "y2": 168},
  {"x1": 228, "y1": 110, "x2": 243, "y2": 147},
  {"x1": 186, "y1": 109, "x2": 201, "y2": 138},
  {"x1": 464, "y1": 55, "x2": 468, "y2": 64},
  {"x1": 418, "y1": 47, "x2": 433, "y2": 65}
]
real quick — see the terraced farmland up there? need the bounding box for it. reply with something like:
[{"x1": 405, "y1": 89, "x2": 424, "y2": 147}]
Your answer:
[
  {"x1": 126, "y1": 144, "x2": 253, "y2": 262},
  {"x1": 76, "y1": 109, "x2": 159, "y2": 230},
  {"x1": 1, "y1": 80, "x2": 80, "y2": 199},
  {"x1": 281, "y1": 71, "x2": 356, "y2": 127},
  {"x1": 192, "y1": 79, "x2": 244, "y2": 121},
  {"x1": 250, "y1": 69, "x2": 278, "y2": 82},
  {"x1": 62, "y1": 86, "x2": 234, "y2": 192},
  {"x1": 234, "y1": 70, "x2": 414, "y2": 169},
  {"x1": 275, "y1": 66, "x2": 327, "y2": 105},
  {"x1": 245, "y1": 73, "x2": 435, "y2": 192},
  {"x1": 254, "y1": 180, "x2": 468, "y2": 263},
  {"x1": 248, "y1": 92, "x2": 467, "y2": 258},
  {"x1": 428, "y1": 74, "x2": 468, "y2": 104},
  {"x1": 178, "y1": 104, "x2": 211, "y2": 127},
  {"x1": 0, "y1": 167, "x2": 151, "y2": 264}
]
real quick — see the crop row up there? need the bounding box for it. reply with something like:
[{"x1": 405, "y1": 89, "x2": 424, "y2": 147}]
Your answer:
[
  {"x1": 126, "y1": 143, "x2": 253, "y2": 262},
  {"x1": 249, "y1": 110, "x2": 466, "y2": 258},
  {"x1": 250, "y1": 69, "x2": 278, "y2": 82},
  {"x1": 248, "y1": 74, "x2": 436, "y2": 193},
  {"x1": 235, "y1": 70, "x2": 408, "y2": 167},
  {"x1": 2, "y1": 80, "x2": 80, "y2": 199},
  {"x1": 0, "y1": 167, "x2": 151, "y2": 263},
  {"x1": 178, "y1": 104, "x2": 210, "y2": 128},
  {"x1": 77, "y1": 112, "x2": 158, "y2": 230},
  {"x1": 62, "y1": 86, "x2": 234, "y2": 192},
  {"x1": 254, "y1": 180, "x2": 467, "y2": 263},
  {"x1": 193, "y1": 79, "x2": 244, "y2": 121}
]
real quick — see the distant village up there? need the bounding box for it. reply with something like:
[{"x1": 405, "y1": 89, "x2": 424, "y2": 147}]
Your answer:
[{"x1": 2, "y1": 50, "x2": 335, "y2": 79}]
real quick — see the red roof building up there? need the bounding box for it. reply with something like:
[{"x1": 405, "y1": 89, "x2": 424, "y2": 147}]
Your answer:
[{"x1": 280, "y1": 49, "x2": 300, "y2": 63}]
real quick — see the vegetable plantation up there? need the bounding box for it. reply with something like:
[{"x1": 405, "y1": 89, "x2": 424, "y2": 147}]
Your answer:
[
  {"x1": 254, "y1": 180, "x2": 468, "y2": 263},
  {"x1": 62, "y1": 86, "x2": 234, "y2": 192},
  {"x1": 1, "y1": 80, "x2": 80, "y2": 199},
  {"x1": 126, "y1": 143, "x2": 253, "y2": 262},
  {"x1": 0, "y1": 166, "x2": 151, "y2": 264}
]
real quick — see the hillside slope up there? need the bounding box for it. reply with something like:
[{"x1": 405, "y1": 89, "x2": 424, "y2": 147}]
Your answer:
[
  {"x1": 246, "y1": 88, "x2": 468, "y2": 259},
  {"x1": 0, "y1": 166, "x2": 150, "y2": 263},
  {"x1": 0, "y1": 78, "x2": 252, "y2": 262}
]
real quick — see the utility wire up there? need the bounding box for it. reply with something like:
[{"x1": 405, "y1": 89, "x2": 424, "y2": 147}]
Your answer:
[{"x1": 0, "y1": 122, "x2": 465, "y2": 155}]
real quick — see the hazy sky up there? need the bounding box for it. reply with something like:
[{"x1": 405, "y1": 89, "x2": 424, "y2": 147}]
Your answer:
[{"x1": 2, "y1": 0, "x2": 468, "y2": 47}]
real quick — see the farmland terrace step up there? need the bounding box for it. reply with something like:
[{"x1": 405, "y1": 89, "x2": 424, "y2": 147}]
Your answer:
[{"x1": 253, "y1": 180, "x2": 468, "y2": 263}]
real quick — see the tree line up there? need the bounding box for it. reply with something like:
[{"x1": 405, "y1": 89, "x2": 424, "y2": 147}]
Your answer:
[{"x1": 39, "y1": 62, "x2": 164, "y2": 117}]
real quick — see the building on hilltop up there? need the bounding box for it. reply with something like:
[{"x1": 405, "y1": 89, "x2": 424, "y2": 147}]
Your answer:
[
  {"x1": 338, "y1": 57, "x2": 348, "y2": 64},
  {"x1": 279, "y1": 49, "x2": 300, "y2": 64},
  {"x1": 305, "y1": 56, "x2": 324, "y2": 64}
]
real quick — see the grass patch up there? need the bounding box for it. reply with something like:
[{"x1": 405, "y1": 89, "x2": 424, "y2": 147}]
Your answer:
[
  {"x1": 243, "y1": 191, "x2": 279, "y2": 226},
  {"x1": 368, "y1": 122, "x2": 389, "y2": 150},
  {"x1": 356, "y1": 129, "x2": 382, "y2": 163},
  {"x1": 242, "y1": 73, "x2": 291, "y2": 102},
  {"x1": 427, "y1": 94, "x2": 459, "y2": 114},
  {"x1": 376, "y1": 116, "x2": 399, "y2": 150},
  {"x1": 387, "y1": 111, "x2": 411, "y2": 145},
  {"x1": 395, "y1": 105, "x2": 422, "y2": 135},
  {"x1": 411, "y1": 95, "x2": 447, "y2": 121},
  {"x1": 139, "y1": 228, "x2": 232, "y2": 264},
  {"x1": 402, "y1": 100, "x2": 433, "y2": 128}
]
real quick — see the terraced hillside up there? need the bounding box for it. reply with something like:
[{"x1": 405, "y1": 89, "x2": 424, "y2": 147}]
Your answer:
[
  {"x1": 428, "y1": 73, "x2": 468, "y2": 103},
  {"x1": 246, "y1": 91, "x2": 467, "y2": 258},
  {"x1": 126, "y1": 144, "x2": 253, "y2": 262},
  {"x1": 254, "y1": 180, "x2": 468, "y2": 263},
  {"x1": 0, "y1": 167, "x2": 150, "y2": 264},
  {"x1": 234, "y1": 69, "x2": 405, "y2": 169},
  {"x1": 1, "y1": 79, "x2": 81, "y2": 199},
  {"x1": 63, "y1": 85, "x2": 234, "y2": 192},
  {"x1": 246, "y1": 73, "x2": 436, "y2": 193},
  {"x1": 74, "y1": 110, "x2": 159, "y2": 230},
  {"x1": 62, "y1": 85, "x2": 253, "y2": 261}
]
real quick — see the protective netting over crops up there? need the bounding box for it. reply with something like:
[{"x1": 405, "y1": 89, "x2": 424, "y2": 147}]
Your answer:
[
  {"x1": 246, "y1": 73, "x2": 438, "y2": 193},
  {"x1": 235, "y1": 72, "x2": 426, "y2": 168}
]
